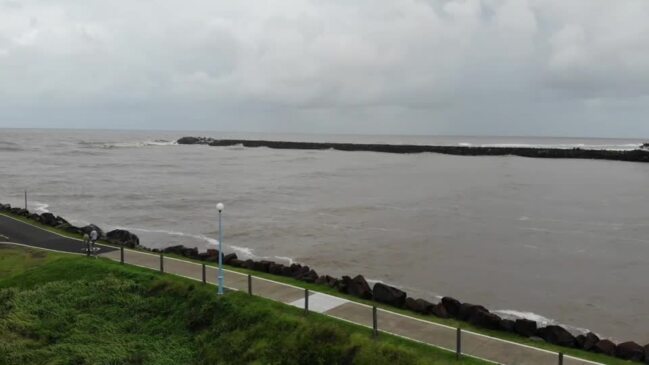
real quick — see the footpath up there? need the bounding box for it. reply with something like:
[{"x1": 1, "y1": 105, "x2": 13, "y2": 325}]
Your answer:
[{"x1": 0, "y1": 214, "x2": 601, "y2": 365}]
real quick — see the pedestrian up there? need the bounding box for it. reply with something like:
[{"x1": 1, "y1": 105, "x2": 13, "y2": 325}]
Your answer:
[
  {"x1": 83, "y1": 233, "x2": 90, "y2": 256},
  {"x1": 89, "y1": 229, "x2": 98, "y2": 257}
]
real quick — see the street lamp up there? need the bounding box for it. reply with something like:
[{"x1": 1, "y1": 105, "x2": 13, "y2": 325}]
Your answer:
[{"x1": 216, "y1": 202, "x2": 225, "y2": 295}]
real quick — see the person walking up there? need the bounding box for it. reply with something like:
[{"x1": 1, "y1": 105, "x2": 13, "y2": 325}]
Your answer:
[
  {"x1": 83, "y1": 233, "x2": 91, "y2": 256},
  {"x1": 89, "y1": 229, "x2": 98, "y2": 257}
]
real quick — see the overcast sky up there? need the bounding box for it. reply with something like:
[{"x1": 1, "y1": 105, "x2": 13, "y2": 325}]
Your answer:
[{"x1": 1, "y1": 0, "x2": 648, "y2": 137}]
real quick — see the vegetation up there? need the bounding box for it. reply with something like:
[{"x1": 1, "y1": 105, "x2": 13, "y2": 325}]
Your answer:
[{"x1": 0, "y1": 245, "x2": 487, "y2": 365}]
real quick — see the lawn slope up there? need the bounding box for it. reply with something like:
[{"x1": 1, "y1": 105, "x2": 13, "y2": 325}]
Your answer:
[{"x1": 0, "y1": 245, "x2": 485, "y2": 365}]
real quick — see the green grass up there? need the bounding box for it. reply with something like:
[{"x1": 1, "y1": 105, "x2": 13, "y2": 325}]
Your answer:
[
  {"x1": 0, "y1": 211, "x2": 626, "y2": 364},
  {"x1": 0, "y1": 245, "x2": 488, "y2": 365}
]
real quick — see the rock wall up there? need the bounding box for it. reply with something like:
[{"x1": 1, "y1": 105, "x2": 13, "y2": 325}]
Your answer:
[{"x1": 177, "y1": 137, "x2": 649, "y2": 163}]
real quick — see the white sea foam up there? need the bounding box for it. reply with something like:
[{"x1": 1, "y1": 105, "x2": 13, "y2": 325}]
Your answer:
[
  {"x1": 493, "y1": 309, "x2": 591, "y2": 336},
  {"x1": 274, "y1": 256, "x2": 294, "y2": 265},
  {"x1": 230, "y1": 245, "x2": 254, "y2": 258},
  {"x1": 31, "y1": 201, "x2": 50, "y2": 214}
]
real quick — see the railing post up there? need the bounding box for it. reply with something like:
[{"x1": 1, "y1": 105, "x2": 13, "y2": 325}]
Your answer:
[
  {"x1": 247, "y1": 274, "x2": 252, "y2": 295},
  {"x1": 202, "y1": 263, "x2": 206, "y2": 284},
  {"x1": 304, "y1": 289, "x2": 309, "y2": 314},
  {"x1": 372, "y1": 306, "x2": 378, "y2": 338},
  {"x1": 159, "y1": 252, "x2": 164, "y2": 273},
  {"x1": 456, "y1": 327, "x2": 462, "y2": 360},
  {"x1": 558, "y1": 352, "x2": 563, "y2": 365},
  {"x1": 120, "y1": 246, "x2": 124, "y2": 264}
]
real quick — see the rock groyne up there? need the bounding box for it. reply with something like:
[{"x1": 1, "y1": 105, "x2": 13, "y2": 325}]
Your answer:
[{"x1": 177, "y1": 137, "x2": 649, "y2": 163}]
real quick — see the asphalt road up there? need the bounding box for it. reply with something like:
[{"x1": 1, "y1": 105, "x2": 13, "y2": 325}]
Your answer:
[{"x1": 0, "y1": 214, "x2": 117, "y2": 254}]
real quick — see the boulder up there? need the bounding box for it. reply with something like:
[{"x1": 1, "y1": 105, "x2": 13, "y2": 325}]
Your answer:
[
  {"x1": 580, "y1": 332, "x2": 600, "y2": 351},
  {"x1": 268, "y1": 262, "x2": 286, "y2": 275},
  {"x1": 29, "y1": 213, "x2": 41, "y2": 222},
  {"x1": 298, "y1": 269, "x2": 319, "y2": 283},
  {"x1": 468, "y1": 310, "x2": 501, "y2": 330},
  {"x1": 223, "y1": 253, "x2": 237, "y2": 265},
  {"x1": 0, "y1": 203, "x2": 10, "y2": 211},
  {"x1": 615, "y1": 341, "x2": 644, "y2": 361},
  {"x1": 177, "y1": 136, "x2": 201, "y2": 144},
  {"x1": 593, "y1": 339, "x2": 616, "y2": 356},
  {"x1": 341, "y1": 275, "x2": 372, "y2": 300},
  {"x1": 537, "y1": 325, "x2": 576, "y2": 348},
  {"x1": 40, "y1": 212, "x2": 58, "y2": 226},
  {"x1": 163, "y1": 245, "x2": 186, "y2": 255},
  {"x1": 458, "y1": 303, "x2": 488, "y2": 321},
  {"x1": 513, "y1": 319, "x2": 537, "y2": 338},
  {"x1": 106, "y1": 229, "x2": 140, "y2": 248},
  {"x1": 252, "y1": 260, "x2": 273, "y2": 273},
  {"x1": 499, "y1": 319, "x2": 515, "y2": 332},
  {"x1": 243, "y1": 259, "x2": 255, "y2": 270},
  {"x1": 644, "y1": 344, "x2": 649, "y2": 364},
  {"x1": 80, "y1": 224, "x2": 104, "y2": 238},
  {"x1": 182, "y1": 247, "x2": 200, "y2": 259},
  {"x1": 441, "y1": 297, "x2": 461, "y2": 317},
  {"x1": 373, "y1": 283, "x2": 406, "y2": 307},
  {"x1": 404, "y1": 298, "x2": 435, "y2": 315},
  {"x1": 291, "y1": 265, "x2": 311, "y2": 280},
  {"x1": 431, "y1": 303, "x2": 449, "y2": 318},
  {"x1": 229, "y1": 259, "x2": 244, "y2": 268}
]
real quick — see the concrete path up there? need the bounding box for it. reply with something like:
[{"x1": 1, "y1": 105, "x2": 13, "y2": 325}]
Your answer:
[{"x1": 0, "y1": 213, "x2": 602, "y2": 365}]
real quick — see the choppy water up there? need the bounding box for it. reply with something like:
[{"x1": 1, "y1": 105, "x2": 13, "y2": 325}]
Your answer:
[{"x1": 1, "y1": 128, "x2": 648, "y2": 342}]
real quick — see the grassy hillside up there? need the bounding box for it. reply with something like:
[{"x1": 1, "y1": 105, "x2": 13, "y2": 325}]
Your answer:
[{"x1": 0, "y1": 245, "x2": 486, "y2": 365}]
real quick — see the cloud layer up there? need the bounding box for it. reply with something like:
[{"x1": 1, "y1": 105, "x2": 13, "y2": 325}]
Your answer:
[{"x1": 1, "y1": 0, "x2": 648, "y2": 136}]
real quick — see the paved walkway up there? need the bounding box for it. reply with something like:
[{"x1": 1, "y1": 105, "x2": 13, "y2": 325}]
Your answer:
[{"x1": 0, "y1": 213, "x2": 602, "y2": 365}]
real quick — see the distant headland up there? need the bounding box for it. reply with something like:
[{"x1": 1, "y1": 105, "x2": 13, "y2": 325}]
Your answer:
[{"x1": 178, "y1": 137, "x2": 649, "y2": 163}]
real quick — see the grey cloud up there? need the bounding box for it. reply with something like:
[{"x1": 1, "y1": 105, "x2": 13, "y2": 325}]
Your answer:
[{"x1": 0, "y1": 0, "x2": 648, "y2": 137}]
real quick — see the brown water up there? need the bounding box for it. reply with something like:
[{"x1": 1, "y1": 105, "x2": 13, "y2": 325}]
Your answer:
[{"x1": 1, "y1": 129, "x2": 648, "y2": 342}]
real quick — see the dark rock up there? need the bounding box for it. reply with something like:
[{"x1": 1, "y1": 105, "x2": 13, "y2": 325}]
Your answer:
[
  {"x1": 499, "y1": 319, "x2": 515, "y2": 332},
  {"x1": 163, "y1": 245, "x2": 185, "y2": 255},
  {"x1": 581, "y1": 332, "x2": 600, "y2": 351},
  {"x1": 593, "y1": 339, "x2": 617, "y2": 356},
  {"x1": 458, "y1": 303, "x2": 488, "y2": 321},
  {"x1": 55, "y1": 216, "x2": 69, "y2": 225},
  {"x1": 431, "y1": 303, "x2": 450, "y2": 318},
  {"x1": 229, "y1": 259, "x2": 244, "y2": 268},
  {"x1": 223, "y1": 253, "x2": 237, "y2": 265},
  {"x1": 372, "y1": 283, "x2": 406, "y2": 307},
  {"x1": 441, "y1": 297, "x2": 461, "y2": 317},
  {"x1": 315, "y1": 275, "x2": 327, "y2": 285},
  {"x1": 299, "y1": 269, "x2": 319, "y2": 283},
  {"x1": 252, "y1": 260, "x2": 273, "y2": 273},
  {"x1": 404, "y1": 298, "x2": 435, "y2": 314},
  {"x1": 268, "y1": 262, "x2": 286, "y2": 275},
  {"x1": 537, "y1": 325, "x2": 576, "y2": 348},
  {"x1": 177, "y1": 136, "x2": 201, "y2": 144},
  {"x1": 280, "y1": 265, "x2": 293, "y2": 277},
  {"x1": 513, "y1": 319, "x2": 537, "y2": 338},
  {"x1": 64, "y1": 225, "x2": 83, "y2": 234},
  {"x1": 341, "y1": 275, "x2": 372, "y2": 299},
  {"x1": 0, "y1": 203, "x2": 10, "y2": 211},
  {"x1": 615, "y1": 341, "x2": 644, "y2": 361},
  {"x1": 291, "y1": 265, "x2": 310, "y2": 280},
  {"x1": 468, "y1": 310, "x2": 501, "y2": 330},
  {"x1": 80, "y1": 224, "x2": 104, "y2": 238},
  {"x1": 243, "y1": 259, "x2": 255, "y2": 270},
  {"x1": 644, "y1": 344, "x2": 649, "y2": 364},
  {"x1": 182, "y1": 247, "x2": 199, "y2": 259},
  {"x1": 576, "y1": 335, "x2": 586, "y2": 349},
  {"x1": 40, "y1": 212, "x2": 57, "y2": 226},
  {"x1": 106, "y1": 229, "x2": 140, "y2": 248},
  {"x1": 29, "y1": 213, "x2": 41, "y2": 222}
]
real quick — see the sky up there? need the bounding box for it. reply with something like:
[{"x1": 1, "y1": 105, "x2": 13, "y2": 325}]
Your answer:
[{"x1": 1, "y1": 0, "x2": 648, "y2": 138}]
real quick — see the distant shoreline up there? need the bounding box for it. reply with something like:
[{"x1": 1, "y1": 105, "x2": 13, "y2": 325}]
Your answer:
[{"x1": 177, "y1": 137, "x2": 649, "y2": 163}]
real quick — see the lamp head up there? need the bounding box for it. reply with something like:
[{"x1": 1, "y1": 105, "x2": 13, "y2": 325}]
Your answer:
[{"x1": 216, "y1": 202, "x2": 224, "y2": 212}]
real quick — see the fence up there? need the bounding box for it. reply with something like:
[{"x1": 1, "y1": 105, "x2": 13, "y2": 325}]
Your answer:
[{"x1": 107, "y1": 246, "x2": 601, "y2": 365}]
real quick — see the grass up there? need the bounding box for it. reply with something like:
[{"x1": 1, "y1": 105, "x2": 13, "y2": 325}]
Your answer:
[
  {"x1": 0, "y1": 211, "x2": 627, "y2": 364},
  {"x1": 0, "y1": 245, "x2": 488, "y2": 365}
]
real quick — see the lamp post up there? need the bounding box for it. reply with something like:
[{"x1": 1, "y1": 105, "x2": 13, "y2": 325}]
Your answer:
[{"x1": 216, "y1": 202, "x2": 225, "y2": 295}]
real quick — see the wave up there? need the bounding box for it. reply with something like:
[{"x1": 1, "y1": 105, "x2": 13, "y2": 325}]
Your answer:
[
  {"x1": 493, "y1": 309, "x2": 592, "y2": 336},
  {"x1": 458, "y1": 142, "x2": 642, "y2": 151},
  {"x1": 31, "y1": 201, "x2": 50, "y2": 214},
  {"x1": 78, "y1": 140, "x2": 178, "y2": 149}
]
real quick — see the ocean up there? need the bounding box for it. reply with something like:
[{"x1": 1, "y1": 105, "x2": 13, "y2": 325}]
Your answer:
[{"x1": 1, "y1": 128, "x2": 648, "y2": 342}]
